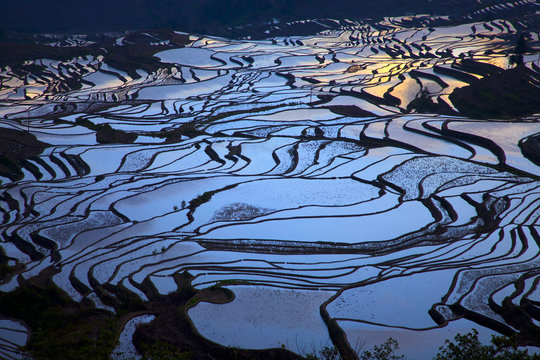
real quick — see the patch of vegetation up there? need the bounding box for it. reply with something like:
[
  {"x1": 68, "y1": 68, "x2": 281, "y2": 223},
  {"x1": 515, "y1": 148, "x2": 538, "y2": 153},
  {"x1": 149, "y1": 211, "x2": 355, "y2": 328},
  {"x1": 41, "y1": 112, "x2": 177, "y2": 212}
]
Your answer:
[
  {"x1": 0, "y1": 154, "x2": 23, "y2": 180},
  {"x1": 0, "y1": 263, "x2": 17, "y2": 280},
  {"x1": 189, "y1": 192, "x2": 214, "y2": 209},
  {"x1": 509, "y1": 33, "x2": 529, "y2": 68},
  {"x1": 0, "y1": 128, "x2": 49, "y2": 180},
  {"x1": 307, "y1": 331, "x2": 539, "y2": 360},
  {"x1": 101, "y1": 283, "x2": 147, "y2": 317},
  {"x1": 0, "y1": 275, "x2": 119, "y2": 360},
  {"x1": 75, "y1": 118, "x2": 138, "y2": 144},
  {"x1": 449, "y1": 66, "x2": 540, "y2": 119},
  {"x1": 435, "y1": 329, "x2": 539, "y2": 360},
  {"x1": 407, "y1": 90, "x2": 455, "y2": 115},
  {"x1": 139, "y1": 341, "x2": 193, "y2": 360},
  {"x1": 153, "y1": 122, "x2": 202, "y2": 143},
  {"x1": 306, "y1": 346, "x2": 340, "y2": 360},
  {"x1": 96, "y1": 124, "x2": 138, "y2": 144},
  {"x1": 360, "y1": 338, "x2": 404, "y2": 360},
  {"x1": 306, "y1": 338, "x2": 403, "y2": 360}
]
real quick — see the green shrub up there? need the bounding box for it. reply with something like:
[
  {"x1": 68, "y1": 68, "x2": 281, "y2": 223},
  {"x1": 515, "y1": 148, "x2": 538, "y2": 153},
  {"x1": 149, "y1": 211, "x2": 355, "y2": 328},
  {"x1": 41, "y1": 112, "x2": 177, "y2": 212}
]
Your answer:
[
  {"x1": 360, "y1": 338, "x2": 404, "y2": 360},
  {"x1": 0, "y1": 282, "x2": 119, "y2": 360},
  {"x1": 140, "y1": 341, "x2": 193, "y2": 360},
  {"x1": 435, "y1": 329, "x2": 539, "y2": 360},
  {"x1": 189, "y1": 192, "x2": 213, "y2": 209},
  {"x1": 0, "y1": 263, "x2": 16, "y2": 279}
]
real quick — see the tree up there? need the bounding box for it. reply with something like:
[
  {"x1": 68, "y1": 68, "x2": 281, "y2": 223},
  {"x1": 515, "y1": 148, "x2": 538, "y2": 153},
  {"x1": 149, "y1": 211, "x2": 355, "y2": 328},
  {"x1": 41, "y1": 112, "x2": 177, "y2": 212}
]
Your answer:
[
  {"x1": 509, "y1": 33, "x2": 528, "y2": 67},
  {"x1": 435, "y1": 329, "x2": 539, "y2": 360},
  {"x1": 360, "y1": 338, "x2": 404, "y2": 360}
]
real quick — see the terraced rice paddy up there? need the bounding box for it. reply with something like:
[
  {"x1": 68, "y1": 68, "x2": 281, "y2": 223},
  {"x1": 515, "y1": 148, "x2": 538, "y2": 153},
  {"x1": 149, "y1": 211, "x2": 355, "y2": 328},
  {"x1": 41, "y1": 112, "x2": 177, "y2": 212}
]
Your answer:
[{"x1": 0, "y1": 3, "x2": 539, "y2": 359}]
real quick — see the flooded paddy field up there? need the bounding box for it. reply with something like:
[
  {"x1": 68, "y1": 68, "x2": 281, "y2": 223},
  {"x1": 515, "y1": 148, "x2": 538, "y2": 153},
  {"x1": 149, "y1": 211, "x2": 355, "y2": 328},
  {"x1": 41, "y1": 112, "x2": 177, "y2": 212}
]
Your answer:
[{"x1": 0, "y1": 2, "x2": 539, "y2": 359}]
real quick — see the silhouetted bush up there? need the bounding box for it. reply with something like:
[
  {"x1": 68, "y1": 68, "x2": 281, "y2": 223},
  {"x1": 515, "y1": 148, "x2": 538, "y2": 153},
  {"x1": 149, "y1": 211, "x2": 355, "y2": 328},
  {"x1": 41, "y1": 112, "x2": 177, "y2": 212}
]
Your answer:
[{"x1": 435, "y1": 329, "x2": 539, "y2": 360}]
